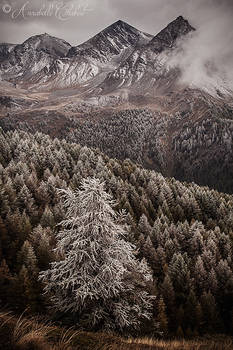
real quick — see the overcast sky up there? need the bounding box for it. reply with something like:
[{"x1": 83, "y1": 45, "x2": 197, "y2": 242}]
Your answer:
[{"x1": 0, "y1": 0, "x2": 232, "y2": 45}]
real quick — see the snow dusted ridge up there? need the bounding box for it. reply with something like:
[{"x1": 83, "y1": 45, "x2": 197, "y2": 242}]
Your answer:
[
  {"x1": 95, "y1": 16, "x2": 195, "y2": 95},
  {"x1": 0, "y1": 33, "x2": 71, "y2": 86},
  {"x1": 0, "y1": 16, "x2": 232, "y2": 97},
  {"x1": 0, "y1": 20, "x2": 153, "y2": 91},
  {"x1": 67, "y1": 20, "x2": 153, "y2": 64},
  {"x1": 34, "y1": 20, "x2": 154, "y2": 91}
]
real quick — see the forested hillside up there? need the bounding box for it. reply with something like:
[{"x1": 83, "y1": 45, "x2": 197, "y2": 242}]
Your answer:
[
  {"x1": 0, "y1": 128, "x2": 233, "y2": 337},
  {"x1": 2, "y1": 104, "x2": 233, "y2": 194}
]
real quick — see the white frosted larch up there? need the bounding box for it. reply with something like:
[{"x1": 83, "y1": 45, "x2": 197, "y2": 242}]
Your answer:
[{"x1": 39, "y1": 177, "x2": 154, "y2": 330}]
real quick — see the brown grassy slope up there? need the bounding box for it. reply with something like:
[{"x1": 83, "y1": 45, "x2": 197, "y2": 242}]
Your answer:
[{"x1": 0, "y1": 312, "x2": 232, "y2": 350}]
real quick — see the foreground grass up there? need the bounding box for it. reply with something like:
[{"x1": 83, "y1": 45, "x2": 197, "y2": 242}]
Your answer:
[
  {"x1": 0, "y1": 311, "x2": 232, "y2": 350},
  {"x1": 126, "y1": 337, "x2": 233, "y2": 350}
]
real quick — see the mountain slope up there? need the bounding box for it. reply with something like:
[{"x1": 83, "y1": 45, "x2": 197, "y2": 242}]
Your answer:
[
  {"x1": 0, "y1": 21, "x2": 153, "y2": 91},
  {"x1": 0, "y1": 33, "x2": 71, "y2": 84},
  {"x1": 29, "y1": 20, "x2": 153, "y2": 91},
  {"x1": 39, "y1": 16, "x2": 195, "y2": 93},
  {"x1": 0, "y1": 43, "x2": 16, "y2": 63},
  {"x1": 148, "y1": 15, "x2": 195, "y2": 52},
  {"x1": 94, "y1": 16, "x2": 195, "y2": 95}
]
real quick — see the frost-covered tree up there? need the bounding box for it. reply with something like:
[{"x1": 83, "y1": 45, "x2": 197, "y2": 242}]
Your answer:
[{"x1": 39, "y1": 177, "x2": 154, "y2": 331}]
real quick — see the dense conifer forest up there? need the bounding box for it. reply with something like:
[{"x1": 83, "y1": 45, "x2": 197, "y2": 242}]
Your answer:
[
  {"x1": 2, "y1": 107, "x2": 233, "y2": 193},
  {"x1": 0, "y1": 128, "x2": 233, "y2": 342}
]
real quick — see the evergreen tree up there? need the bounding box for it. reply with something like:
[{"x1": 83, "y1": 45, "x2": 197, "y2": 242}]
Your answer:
[
  {"x1": 194, "y1": 256, "x2": 207, "y2": 294},
  {"x1": 157, "y1": 297, "x2": 168, "y2": 336},
  {"x1": 201, "y1": 291, "x2": 219, "y2": 333},
  {"x1": 195, "y1": 302, "x2": 204, "y2": 333},
  {"x1": 0, "y1": 259, "x2": 12, "y2": 306},
  {"x1": 30, "y1": 225, "x2": 54, "y2": 269},
  {"x1": 160, "y1": 274, "x2": 175, "y2": 318},
  {"x1": 184, "y1": 289, "x2": 198, "y2": 330},
  {"x1": 17, "y1": 240, "x2": 38, "y2": 276},
  {"x1": 39, "y1": 178, "x2": 154, "y2": 331},
  {"x1": 40, "y1": 206, "x2": 55, "y2": 228},
  {"x1": 169, "y1": 253, "x2": 190, "y2": 298}
]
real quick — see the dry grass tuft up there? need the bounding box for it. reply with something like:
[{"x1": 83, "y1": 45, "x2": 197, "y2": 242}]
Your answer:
[
  {"x1": 0, "y1": 311, "x2": 68, "y2": 350},
  {"x1": 54, "y1": 328, "x2": 81, "y2": 350}
]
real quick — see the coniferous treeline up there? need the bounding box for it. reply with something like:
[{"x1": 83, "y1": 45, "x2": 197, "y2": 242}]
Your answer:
[{"x1": 0, "y1": 128, "x2": 233, "y2": 336}]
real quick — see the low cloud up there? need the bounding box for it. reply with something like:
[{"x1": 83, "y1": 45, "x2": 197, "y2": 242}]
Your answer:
[{"x1": 166, "y1": 0, "x2": 233, "y2": 91}]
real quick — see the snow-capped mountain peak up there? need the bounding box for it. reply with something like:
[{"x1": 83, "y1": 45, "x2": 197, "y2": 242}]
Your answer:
[{"x1": 67, "y1": 20, "x2": 153, "y2": 63}]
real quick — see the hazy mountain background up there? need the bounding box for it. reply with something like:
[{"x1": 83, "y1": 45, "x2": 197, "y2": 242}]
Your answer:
[{"x1": 0, "y1": 12, "x2": 233, "y2": 193}]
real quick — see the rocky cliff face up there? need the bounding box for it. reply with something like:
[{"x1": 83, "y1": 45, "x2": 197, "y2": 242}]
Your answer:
[{"x1": 148, "y1": 16, "x2": 194, "y2": 52}]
